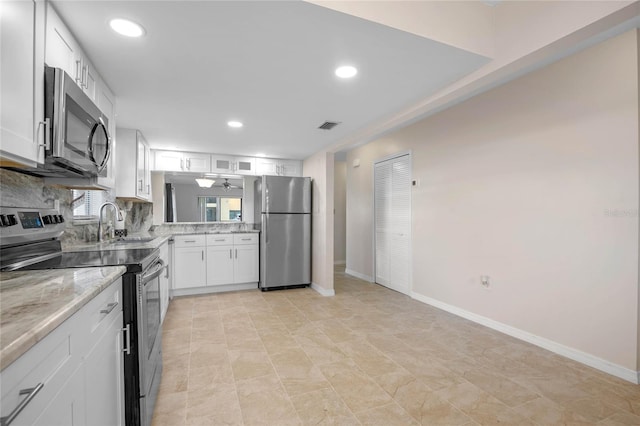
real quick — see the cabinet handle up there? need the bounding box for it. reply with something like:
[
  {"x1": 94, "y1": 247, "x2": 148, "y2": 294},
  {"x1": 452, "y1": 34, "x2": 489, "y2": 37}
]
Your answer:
[
  {"x1": 147, "y1": 184, "x2": 150, "y2": 194},
  {"x1": 187, "y1": 158, "x2": 191, "y2": 169},
  {"x1": 235, "y1": 249, "x2": 237, "y2": 259},
  {"x1": 0, "y1": 383, "x2": 44, "y2": 426},
  {"x1": 202, "y1": 250, "x2": 204, "y2": 261},
  {"x1": 180, "y1": 158, "x2": 184, "y2": 170},
  {"x1": 138, "y1": 179, "x2": 143, "y2": 191},
  {"x1": 215, "y1": 239, "x2": 225, "y2": 242},
  {"x1": 183, "y1": 240, "x2": 196, "y2": 243},
  {"x1": 37, "y1": 118, "x2": 51, "y2": 151},
  {"x1": 100, "y1": 302, "x2": 118, "y2": 314},
  {"x1": 123, "y1": 324, "x2": 131, "y2": 355},
  {"x1": 165, "y1": 264, "x2": 170, "y2": 279},
  {"x1": 229, "y1": 249, "x2": 232, "y2": 259},
  {"x1": 82, "y1": 65, "x2": 88, "y2": 88},
  {"x1": 75, "y1": 60, "x2": 82, "y2": 84},
  {"x1": 241, "y1": 238, "x2": 251, "y2": 241}
]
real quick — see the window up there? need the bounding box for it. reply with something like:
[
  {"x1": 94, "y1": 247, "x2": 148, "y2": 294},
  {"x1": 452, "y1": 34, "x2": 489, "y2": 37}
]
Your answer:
[
  {"x1": 198, "y1": 196, "x2": 242, "y2": 222},
  {"x1": 71, "y1": 190, "x2": 105, "y2": 219}
]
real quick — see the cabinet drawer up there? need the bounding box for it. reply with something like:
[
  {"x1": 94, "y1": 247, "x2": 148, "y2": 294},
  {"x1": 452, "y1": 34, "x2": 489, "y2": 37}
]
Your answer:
[
  {"x1": 84, "y1": 277, "x2": 122, "y2": 339},
  {"x1": 233, "y1": 233, "x2": 258, "y2": 245},
  {"x1": 206, "y1": 234, "x2": 233, "y2": 246},
  {"x1": 0, "y1": 315, "x2": 78, "y2": 425},
  {"x1": 174, "y1": 235, "x2": 206, "y2": 248}
]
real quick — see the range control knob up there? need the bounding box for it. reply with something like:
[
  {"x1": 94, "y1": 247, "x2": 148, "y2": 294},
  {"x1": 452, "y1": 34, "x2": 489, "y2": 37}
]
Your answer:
[
  {"x1": 0, "y1": 215, "x2": 8, "y2": 227},
  {"x1": 6, "y1": 215, "x2": 17, "y2": 226},
  {"x1": 57, "y1": 215, "x2": 65, "y2": 223},
  {"x1": 42, "y1": 215, "x2": 52, "y2": 225}
]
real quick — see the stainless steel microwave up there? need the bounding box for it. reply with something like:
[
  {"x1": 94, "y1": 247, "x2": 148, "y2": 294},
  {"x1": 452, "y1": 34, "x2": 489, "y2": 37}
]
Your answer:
[{"x1": 39, "y1": 66, "x2": 111, "y2": 177}]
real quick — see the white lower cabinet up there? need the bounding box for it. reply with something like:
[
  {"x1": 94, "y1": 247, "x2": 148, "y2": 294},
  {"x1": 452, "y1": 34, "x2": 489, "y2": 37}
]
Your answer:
[
  {"x1": 206, "y1": 244, "x2": 235, "y2": 286},
  {"x1": 0, "y1": 276, "x2": 124, "y2": 426},
  {"x1": 173, "y1": 235, "x2": 207, "y2": 290},
  {"x1": 206, "y1": 233, "x2": 258, "y2": 286},
  {"x1": 173, "y1": 233, "x2": 258, "y2": 294},
  {"x1": 84, "y1": 311, "x2": 124, "y2": 426}
]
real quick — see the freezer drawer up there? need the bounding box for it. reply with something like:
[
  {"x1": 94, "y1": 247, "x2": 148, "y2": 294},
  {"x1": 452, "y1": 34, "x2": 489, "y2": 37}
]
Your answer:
[{"x1": 260, "y1": 213, "x2": 310, "y2": 288}]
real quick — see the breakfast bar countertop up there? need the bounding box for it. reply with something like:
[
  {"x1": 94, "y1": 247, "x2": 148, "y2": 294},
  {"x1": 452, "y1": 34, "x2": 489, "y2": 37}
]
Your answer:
[{"x1": 0, "y1": 266, "x2": 127, "y2": 371}]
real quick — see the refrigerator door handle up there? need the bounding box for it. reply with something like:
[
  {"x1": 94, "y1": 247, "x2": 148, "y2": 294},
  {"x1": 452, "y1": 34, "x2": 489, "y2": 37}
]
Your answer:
[{"x1": 264, "y1": 214, "x2": 268, "y2": 244}]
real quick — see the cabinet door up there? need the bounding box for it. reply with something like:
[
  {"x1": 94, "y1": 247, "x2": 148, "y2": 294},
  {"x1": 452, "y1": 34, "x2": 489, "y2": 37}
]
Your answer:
[
  {"x1": 184, "y1": 153, "x2": 211, "y2": 172},
  {"x1": 279, "y1": 160, "x2": 302, "y2": 177},
  {"x1": 174, "y1": 247, "x2": 206, "y2": 289},
  {"x1": 211, "y1": 155, "x2": 236, "y2": 174},
  {"x1": 84, "y1": 312, "x2": 125, "y2": 426},
  {"x1": 33, "y1": 366, "x2": 85, "y2": 426},
  {"x1": 136, "y1": 132, "x2": 151, "y2": 199},
  {"x1": 206, "y1": 245, "x2": 234, "y2": 286},
  {"x1": 255, "y1": 158, "x2": 278, "y2": 176},
  {"x1": 234, "y1": 245, "x2": 258, "y2": 283},
  {"x1": 44, "y1": 2, "x2": 77, "y2": 78},
  {"x1": 154, "y1": 150, "x2": 184, "y2": 171},
  {"x1": 0, "y1": 0, "x2": 44, "y2": 167},
  {"x1": 234, "y1": 156, "x2": 255, "y2": 176}
]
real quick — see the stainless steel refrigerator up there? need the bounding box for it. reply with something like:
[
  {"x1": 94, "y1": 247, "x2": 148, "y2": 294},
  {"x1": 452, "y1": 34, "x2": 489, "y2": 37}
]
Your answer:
[{"x1": 254, "y1": 176, "x2": 311, "y2": 290}]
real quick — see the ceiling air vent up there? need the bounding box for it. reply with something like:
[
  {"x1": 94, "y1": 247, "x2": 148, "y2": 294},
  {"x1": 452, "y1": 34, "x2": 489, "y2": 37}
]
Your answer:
[{"x1": 318, "y1": 121, "x2": 340, "y2": 130}]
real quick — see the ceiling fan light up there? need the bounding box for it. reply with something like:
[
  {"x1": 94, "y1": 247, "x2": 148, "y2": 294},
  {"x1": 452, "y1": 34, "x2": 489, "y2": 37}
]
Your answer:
[{"x1": 195, "y1": 178, "x2": 215, "y2": 188}]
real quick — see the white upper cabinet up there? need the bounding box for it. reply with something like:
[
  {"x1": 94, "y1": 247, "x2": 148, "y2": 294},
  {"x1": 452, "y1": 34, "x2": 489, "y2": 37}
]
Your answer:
[
  {"x1": 256, "y1": 158, "x2": 301, "y2": 177},
  {"x1": 116, "y1": 129, "x2": 151, "y2": 201},
  {"x1": 45, "y1": 3, "x2": 99, "y2": 103},
  {"x1": 0, "y1": 0, "x2": 46, "y2": 167},
  {"x1": 211, "y1": 155, "x2": 256, "y2": 176},
  {"x1": 153, "y1": 150, "x2": 211, "y2": 173}
]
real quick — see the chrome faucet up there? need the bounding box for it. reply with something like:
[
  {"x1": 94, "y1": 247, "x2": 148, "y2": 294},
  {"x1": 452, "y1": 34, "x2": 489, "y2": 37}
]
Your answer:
[{"x1": 97, "y1": 202, "x2": 123, "y2": 242}]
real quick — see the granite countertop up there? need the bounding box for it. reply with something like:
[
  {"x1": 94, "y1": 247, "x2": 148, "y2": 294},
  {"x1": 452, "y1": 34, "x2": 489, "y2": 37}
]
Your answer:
[
  {"x1": 65, "y1": 230, "x2": 259, "y2": 252},
  {"x1": 0, "y1": 266, "x2": 127, "y2": 371}
]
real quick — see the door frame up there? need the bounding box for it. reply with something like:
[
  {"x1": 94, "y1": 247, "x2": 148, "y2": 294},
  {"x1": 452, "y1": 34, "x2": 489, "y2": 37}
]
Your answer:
[{"x1": 372, "y1": 150, "x2": 413, "y2": 295}]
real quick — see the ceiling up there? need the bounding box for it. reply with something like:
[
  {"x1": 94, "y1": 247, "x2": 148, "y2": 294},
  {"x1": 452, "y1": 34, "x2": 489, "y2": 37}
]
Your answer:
[{"x1": 51, "y1": 1, "x2": 488, "y2": 160}]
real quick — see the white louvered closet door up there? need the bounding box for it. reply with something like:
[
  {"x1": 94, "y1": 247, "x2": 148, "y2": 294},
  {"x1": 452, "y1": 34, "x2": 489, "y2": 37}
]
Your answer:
[{"x1": 374, "y1": 154, "x2": 411, "y2": 294}]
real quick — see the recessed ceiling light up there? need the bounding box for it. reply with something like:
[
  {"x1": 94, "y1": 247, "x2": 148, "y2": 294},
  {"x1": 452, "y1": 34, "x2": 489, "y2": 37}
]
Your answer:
[
  {"x1": 227, "y1": 121, "x2": 243, "y2": 128},
  {"x1": 335, "y1": 65, "x2": 358, "y2": 79},
  {"x1": 109, "y1": 18, "x2": 145, "y2": 37}
]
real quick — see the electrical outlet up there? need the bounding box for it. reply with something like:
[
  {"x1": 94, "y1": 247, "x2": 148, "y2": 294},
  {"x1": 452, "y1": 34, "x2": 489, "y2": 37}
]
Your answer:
[{"x1": 481, "y1": 275, "x2": 490, "y2": 288}]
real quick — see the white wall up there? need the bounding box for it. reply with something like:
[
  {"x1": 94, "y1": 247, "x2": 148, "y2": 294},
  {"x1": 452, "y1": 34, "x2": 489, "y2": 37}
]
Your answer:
[
  {"x1": 346, "y1": 30, "x2": 639, "y2": 377},
  {"x1": 333, "y1": 160, "x2": 347, "y2": 264},
  {"x1": 303, "y1": 151, "x2": 335, "y2": 295}
]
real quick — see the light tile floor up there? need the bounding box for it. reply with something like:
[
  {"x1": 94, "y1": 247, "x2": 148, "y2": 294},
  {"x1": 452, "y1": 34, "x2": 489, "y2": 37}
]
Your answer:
[{"x1": 152, "y1": 266, "x2": 640, "y2": 425}]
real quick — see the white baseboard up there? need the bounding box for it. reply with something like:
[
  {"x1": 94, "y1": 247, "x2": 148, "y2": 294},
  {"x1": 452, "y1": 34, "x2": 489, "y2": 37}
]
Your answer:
[
  {"x1": 334, "y1": 260, "x2": 346, "y2": 265},
  {"x1": 171, "y1": 282, "x2": 257, "y2": 297},
  {"x1": 344, "y1": 268, "x2": 373, "y2": 282},
  {"x1": 411, "y1": 292, "x2": 640, "y2": 385},
  {"x1": 311, "y1": 282, "x2": 335, "y2": 296}
]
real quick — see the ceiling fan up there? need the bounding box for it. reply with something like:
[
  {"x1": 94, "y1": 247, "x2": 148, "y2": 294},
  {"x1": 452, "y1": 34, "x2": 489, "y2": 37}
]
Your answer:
[{"x1": 217, "y1": 178, "x2": 241, "y2": 191}]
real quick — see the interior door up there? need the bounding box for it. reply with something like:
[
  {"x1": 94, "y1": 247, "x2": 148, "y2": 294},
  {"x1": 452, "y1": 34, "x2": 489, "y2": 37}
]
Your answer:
[{"x1": 374, "y1": 154, "x2": 411, "y2": 294}]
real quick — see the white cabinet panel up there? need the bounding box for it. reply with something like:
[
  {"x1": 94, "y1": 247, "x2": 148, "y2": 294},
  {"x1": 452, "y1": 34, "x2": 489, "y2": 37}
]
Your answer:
[
  {"x1": 117, "y1": 129, "x2": 151, "y2": 200},
  {"x1": 0, "y1": 0, "x2": 45, "y2": 167},
  {"x1": 206, "y1": 245, "x2": 234, "y2": 286},
  {"x1": 234, "y1": 244, "x2": 258, "y2": 283},
  {"x1": 153, "y1": 150, "x2": 211, "y2": 172},
  {"x1": 184, "y1": 153, "x2": 210, "y2": 172},
  {"x1": 256, "y1": 158, "x2": 301, "y2": 177},
  {"x1": 174, "y1": 245, "x2": 206, "y2": 289},
  {"x1": 211, "y1": 155, "x2": 255, "y2": 175}
]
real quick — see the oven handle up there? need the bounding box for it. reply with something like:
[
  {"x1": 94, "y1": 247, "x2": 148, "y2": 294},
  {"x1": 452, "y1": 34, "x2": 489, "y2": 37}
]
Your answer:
[{"x1": 141, "y1": 260, "x2": 166, "y2": 283}]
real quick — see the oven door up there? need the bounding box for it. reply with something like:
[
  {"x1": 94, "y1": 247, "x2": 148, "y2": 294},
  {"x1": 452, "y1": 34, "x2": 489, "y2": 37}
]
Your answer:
[{"x1": 137, "y1": 259, "x2": 165, "y2": 426}]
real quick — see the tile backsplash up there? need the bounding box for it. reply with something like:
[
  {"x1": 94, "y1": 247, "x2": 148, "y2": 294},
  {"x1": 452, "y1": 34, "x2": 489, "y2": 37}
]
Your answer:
[{"x1": 0, "y1": 169, "x2": 153, "y2": 247}]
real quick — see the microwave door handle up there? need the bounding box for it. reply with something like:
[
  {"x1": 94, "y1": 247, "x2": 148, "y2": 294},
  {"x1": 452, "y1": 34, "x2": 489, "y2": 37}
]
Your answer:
[
  {"x1": 87, "y1": 119, "x2": 111, "y2": 173},
  {"x1": 96, "y1": 117, "x2": 111, "y2": 172}
]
